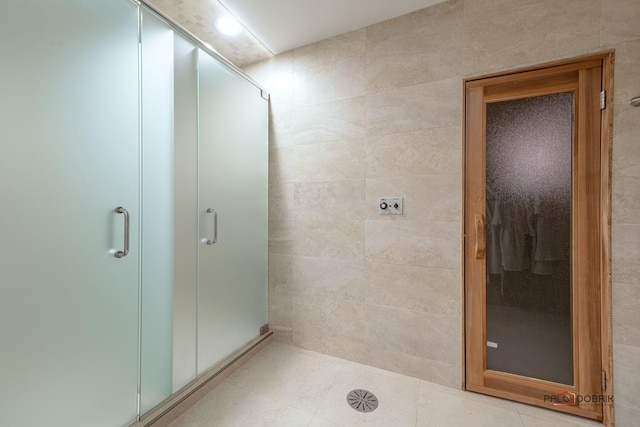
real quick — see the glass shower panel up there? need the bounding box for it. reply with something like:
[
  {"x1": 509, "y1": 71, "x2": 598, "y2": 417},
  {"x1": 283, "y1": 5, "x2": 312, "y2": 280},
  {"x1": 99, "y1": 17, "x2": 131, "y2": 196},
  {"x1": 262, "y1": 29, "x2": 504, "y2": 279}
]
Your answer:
[
  {"x1": 140, "y1": 7, "x2": 175, "y2": 415},
  {"x1": 172, "y1": 31, "x2": 199, "y2": 393},
  {"x1": 0, "y1": 1, "x2": 140, "y2": 426},
  {"x1": 485, "y1": 92, "x2": 574, "y2": 385},
  {"x1": 197, "y1": 50, "x2": 269, "y2": 374}
]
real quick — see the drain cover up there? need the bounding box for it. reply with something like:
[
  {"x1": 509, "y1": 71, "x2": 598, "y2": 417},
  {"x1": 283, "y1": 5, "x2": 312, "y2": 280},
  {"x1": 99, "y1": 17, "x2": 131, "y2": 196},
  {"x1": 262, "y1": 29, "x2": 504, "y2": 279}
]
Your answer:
[{"x1": 346, "y1": 389, "x2": 378, "y2": 413}]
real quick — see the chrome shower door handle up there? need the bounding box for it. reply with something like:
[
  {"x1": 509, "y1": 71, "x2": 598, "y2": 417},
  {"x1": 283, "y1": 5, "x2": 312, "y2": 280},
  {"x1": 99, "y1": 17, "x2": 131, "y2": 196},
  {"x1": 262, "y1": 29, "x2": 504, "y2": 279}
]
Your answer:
[
  {"x1": 115, "y1": 207, "x2": 130, "y2": 258},
  {"x1": 206, "y1": 208, "x2": 217, "y2": 245}
]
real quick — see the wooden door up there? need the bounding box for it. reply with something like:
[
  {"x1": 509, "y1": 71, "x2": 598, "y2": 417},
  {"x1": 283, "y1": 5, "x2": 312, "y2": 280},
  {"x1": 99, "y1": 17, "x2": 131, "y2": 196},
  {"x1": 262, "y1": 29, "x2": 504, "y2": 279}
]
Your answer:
[{"x1": 464, "y1": 54, "x2": 612, "y2": 422}]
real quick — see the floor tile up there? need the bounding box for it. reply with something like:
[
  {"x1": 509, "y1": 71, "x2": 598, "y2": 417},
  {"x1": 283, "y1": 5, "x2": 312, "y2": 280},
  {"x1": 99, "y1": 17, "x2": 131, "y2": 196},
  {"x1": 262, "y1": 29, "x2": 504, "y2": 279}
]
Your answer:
[
  {"x1": 416, "y1": 382, "x2": 524, "y2": 427},
  {"x1": 168, "y1": 382, "x2": 313, "y2": 427},
  {"x1": 168, "y1": 342, "x2": 606, "y2": 427},
  {"x1": 308, "y1": 417, "x2": 348, "y2": 427},
  {"x1": 224, "y1": 342, "x2": 345, "y2": 413},
  {"x1": 315, "y1": 362, "x2": 420, "y2": 426},
  {"x1": 516, "y1": 403, "x2": 604, "y2": 427}
]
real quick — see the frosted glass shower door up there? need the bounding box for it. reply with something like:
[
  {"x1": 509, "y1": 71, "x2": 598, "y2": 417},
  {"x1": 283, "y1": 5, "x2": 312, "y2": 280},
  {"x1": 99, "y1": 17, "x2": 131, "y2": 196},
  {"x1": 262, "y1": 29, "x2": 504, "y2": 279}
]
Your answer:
[
  {"x1": 140, "y1": 6, "x2": 176, "y2": 415},
  {"x1": 0, "y1": 1, "x2": 140, "y2": 426},
  {"x1": 197, "y1": 51, "x2": 269, "y2": 373},
  {"x1": 139, "y1": 6, "x2": 200, "y2": 414}
]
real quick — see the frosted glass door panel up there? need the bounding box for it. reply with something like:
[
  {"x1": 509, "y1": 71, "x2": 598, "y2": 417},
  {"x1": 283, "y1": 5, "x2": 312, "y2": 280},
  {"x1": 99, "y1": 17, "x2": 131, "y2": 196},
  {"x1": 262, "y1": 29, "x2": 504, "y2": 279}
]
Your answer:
[
  {"x1": 0, "y1": 1, "x2": 139, "y2": 426},
  {"x1": 198, "y1": 51, "x2": 269, "y2": 374},
  {"x1": 485, "y1": 93, "x2": 574, "y2": 385},
  {"x1": 140, "y1": 7, "x2": 175, "y2": 415},
  {"x1": 172, "y1": 31, "x2": 199, "y2": 393}
]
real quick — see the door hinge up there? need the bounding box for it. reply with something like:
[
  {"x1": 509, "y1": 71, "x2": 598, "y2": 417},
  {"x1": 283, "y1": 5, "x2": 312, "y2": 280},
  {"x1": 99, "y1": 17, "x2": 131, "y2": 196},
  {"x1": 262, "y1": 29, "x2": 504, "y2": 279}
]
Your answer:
[
  {"x1": 600, "y1": 90, "x2": 606, "y2": 110},
  {"x1": 602, "y1": 370, "x2": 607, "y2": 391}
]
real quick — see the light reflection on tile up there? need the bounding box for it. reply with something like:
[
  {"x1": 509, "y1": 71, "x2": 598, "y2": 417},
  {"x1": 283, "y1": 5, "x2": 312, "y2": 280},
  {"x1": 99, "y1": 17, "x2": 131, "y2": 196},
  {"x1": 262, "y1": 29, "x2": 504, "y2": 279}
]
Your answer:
[{"x1": 292, "y1": 29, "x2": 366, "y2": 72}]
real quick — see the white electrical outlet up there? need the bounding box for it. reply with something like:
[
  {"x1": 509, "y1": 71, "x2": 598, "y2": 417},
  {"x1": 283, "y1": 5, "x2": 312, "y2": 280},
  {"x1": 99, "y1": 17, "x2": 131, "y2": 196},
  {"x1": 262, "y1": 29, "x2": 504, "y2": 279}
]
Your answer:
[{"x1": 378, "y1": 197, "x2": 403, "y2": 215}]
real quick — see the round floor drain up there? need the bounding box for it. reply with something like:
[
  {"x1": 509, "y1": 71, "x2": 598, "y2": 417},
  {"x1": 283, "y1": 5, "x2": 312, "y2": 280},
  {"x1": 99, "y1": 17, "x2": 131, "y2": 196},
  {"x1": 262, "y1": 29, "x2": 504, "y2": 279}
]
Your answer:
[{"x1": 346, "y1": 389, "x2": 378, "y2": 413}]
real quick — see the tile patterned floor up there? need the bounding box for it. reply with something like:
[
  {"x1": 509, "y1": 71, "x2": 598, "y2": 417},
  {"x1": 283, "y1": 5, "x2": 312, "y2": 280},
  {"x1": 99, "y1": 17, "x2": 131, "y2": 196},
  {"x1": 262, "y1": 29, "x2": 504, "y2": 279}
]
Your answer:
[{"x1": 168, "y1": 342, "x2": 603, "y2": 427}]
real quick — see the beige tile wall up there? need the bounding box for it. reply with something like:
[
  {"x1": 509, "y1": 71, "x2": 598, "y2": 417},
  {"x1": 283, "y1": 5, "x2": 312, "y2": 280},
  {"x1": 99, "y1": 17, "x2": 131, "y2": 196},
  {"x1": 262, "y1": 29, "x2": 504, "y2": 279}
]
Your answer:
[{"x1": 244, "y1": 0, "x2": 640, "y2": 423}]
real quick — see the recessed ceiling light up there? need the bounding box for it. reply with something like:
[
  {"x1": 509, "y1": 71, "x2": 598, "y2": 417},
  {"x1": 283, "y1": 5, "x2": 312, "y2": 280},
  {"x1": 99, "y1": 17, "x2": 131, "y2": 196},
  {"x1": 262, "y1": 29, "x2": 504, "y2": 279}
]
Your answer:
[{"x1": 215, "y1": 16, "x2": 243, "y2": 37}]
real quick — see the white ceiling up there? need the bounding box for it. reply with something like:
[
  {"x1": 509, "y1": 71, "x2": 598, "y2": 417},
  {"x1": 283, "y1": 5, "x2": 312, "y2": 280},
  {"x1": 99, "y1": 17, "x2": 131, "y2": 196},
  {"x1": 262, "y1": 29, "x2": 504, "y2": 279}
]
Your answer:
[
  {"x1": 146, "y1": 0, "x2": 449, "y2": 66},
  {"x1": 220, "y1": 0, "x2": 448, "y2": 54}
]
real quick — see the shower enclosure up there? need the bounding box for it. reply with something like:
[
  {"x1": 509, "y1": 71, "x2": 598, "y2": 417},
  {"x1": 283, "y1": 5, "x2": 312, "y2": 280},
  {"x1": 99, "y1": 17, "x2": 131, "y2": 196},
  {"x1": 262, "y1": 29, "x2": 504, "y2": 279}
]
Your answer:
[{"x1": 0, "y1": 1, "x2": 268, "y2": 426}]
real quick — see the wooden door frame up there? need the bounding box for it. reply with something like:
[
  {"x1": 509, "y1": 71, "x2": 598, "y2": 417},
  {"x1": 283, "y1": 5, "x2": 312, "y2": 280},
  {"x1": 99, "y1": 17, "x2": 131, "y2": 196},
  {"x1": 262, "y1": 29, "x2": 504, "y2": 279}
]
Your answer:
[{"x1": 461, "y1": 51, "x2": 614, "y2": 426}]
